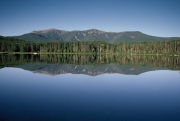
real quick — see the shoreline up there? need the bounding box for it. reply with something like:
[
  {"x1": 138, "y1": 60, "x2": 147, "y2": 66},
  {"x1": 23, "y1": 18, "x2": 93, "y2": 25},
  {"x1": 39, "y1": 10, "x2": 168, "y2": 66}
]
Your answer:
[{"x1": 0, "y1": 52, "x2": 179, "y2": 57}]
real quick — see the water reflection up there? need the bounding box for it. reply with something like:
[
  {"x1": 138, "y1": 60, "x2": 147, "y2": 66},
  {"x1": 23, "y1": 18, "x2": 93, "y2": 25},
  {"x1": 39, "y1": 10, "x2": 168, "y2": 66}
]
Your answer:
[
  {"x1": 0, "y1": 67, "x2": 180, "y2": 121},
  {"x1": 0, "y1": 54, "x2": 180, "y2": 121},
  {"x1": 0, "y1": 54, "x2": 179, "y2": 76}
]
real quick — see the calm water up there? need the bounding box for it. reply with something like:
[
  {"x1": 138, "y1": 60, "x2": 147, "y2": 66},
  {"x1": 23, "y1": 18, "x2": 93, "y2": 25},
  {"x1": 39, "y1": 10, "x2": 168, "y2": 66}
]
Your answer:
[
  {"x1": 0, "y1": 67, "x2": 180, "y2": 121},
  {"x1": 0, "y1": 54, "x2": 180, "y2": 121}
]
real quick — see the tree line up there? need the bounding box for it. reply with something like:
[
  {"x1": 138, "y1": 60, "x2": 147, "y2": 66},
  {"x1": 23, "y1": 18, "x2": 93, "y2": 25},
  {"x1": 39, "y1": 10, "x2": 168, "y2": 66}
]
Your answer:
[{"x1": 0, "y1": 35, "x2": 180, "y2": 55}]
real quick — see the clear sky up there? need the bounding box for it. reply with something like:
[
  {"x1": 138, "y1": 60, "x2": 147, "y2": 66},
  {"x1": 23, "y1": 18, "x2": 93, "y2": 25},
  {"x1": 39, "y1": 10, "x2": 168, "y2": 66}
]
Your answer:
[{"x1": 0, "y1": 0, "x2": 180, "y2": 37}]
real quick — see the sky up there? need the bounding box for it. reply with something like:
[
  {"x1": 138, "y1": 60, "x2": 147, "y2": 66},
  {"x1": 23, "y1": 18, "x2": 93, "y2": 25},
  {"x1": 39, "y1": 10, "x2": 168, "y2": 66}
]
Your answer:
[{"x1": 0, "y1": 0, "x2": 180, "y2": 37}]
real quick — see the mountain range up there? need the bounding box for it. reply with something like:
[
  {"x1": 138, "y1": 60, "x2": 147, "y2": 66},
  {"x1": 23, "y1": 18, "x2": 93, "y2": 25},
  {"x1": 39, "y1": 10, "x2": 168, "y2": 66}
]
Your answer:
[{"x1": 12, "y1": 28, "x2": 180, "y2": 43}]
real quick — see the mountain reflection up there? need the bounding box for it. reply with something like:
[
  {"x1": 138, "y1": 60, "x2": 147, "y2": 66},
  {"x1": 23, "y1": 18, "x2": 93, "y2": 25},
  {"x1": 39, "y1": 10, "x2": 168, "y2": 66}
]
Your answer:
[{"x1": 0, "y1": 54, "x2": 179, "y2": 76}]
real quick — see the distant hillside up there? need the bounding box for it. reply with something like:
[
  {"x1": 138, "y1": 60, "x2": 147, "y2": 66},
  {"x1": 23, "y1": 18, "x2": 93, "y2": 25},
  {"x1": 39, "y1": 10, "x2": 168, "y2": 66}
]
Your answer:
[
  {"x1": 11, "y1": 28, "x2": 180, "y2": 43},
  {"x1": 0, "y1": 35, "x2": 25, "y2": 42}
]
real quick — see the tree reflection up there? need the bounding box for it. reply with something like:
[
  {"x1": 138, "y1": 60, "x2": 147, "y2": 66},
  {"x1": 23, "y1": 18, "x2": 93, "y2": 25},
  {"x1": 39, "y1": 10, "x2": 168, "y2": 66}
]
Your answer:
[{"x1": 0, "y1": 54, "x2": 179, "y2": 70}]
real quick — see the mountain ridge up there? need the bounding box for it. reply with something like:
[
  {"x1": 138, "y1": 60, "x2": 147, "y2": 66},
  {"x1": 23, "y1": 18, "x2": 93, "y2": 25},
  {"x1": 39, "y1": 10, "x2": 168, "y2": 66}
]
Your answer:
[{"x1": 11, "y1": 28, "x2": 180, "y2": 43}]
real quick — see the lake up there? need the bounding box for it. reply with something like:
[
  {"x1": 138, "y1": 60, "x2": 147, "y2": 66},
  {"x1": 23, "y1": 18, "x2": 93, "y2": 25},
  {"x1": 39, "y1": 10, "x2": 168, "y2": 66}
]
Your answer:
[{"x1": 0, "y1": 54, "x2": 180, "y2": 121}]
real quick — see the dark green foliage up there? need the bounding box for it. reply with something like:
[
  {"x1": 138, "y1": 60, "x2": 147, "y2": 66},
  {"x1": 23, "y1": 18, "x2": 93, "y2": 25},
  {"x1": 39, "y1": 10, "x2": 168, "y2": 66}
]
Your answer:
[
  {"x1": 1, "y1": 35, "x2": 180, "y2": 55},
  {"x1": 0, "y1": 36, "x2": 39, "y2": 52},
  {"x1": 38, "y1": 40, "x2": 180, "y2": 55}
]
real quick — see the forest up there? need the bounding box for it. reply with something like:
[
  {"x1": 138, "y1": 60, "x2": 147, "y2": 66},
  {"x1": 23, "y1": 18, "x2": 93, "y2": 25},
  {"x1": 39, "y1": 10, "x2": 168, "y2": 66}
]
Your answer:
[{"x1": 0, "y1": 35, "x2": 180, "y2": 55}]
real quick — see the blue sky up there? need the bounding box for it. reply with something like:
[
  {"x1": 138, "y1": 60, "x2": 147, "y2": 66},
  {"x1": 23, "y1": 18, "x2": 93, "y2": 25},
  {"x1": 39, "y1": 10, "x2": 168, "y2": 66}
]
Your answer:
[{"x1": 0, "y1": 0, "x2": 180, "y2": 37}]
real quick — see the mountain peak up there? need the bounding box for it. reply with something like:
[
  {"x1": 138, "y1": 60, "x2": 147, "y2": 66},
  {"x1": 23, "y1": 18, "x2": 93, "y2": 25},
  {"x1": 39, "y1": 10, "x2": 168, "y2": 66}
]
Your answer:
[
  {"x1": 31, "y1": 28, "x2": 59, "y2": 33},
  {"x1": 87, "y1": 28, "x2": 104, "y2": 32},
  {"x1": 13, "y1": 29, "x2": 180, "y2": 43},
  {"x1": 85, "y1": 29, "x2": 105, "y2": 34}
]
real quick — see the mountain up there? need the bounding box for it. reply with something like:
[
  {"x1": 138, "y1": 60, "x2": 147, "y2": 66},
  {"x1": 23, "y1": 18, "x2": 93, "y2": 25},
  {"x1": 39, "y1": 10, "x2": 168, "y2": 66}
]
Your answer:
[{"x1": 11, "y1": 28, "x2": 180, "y2": 43}]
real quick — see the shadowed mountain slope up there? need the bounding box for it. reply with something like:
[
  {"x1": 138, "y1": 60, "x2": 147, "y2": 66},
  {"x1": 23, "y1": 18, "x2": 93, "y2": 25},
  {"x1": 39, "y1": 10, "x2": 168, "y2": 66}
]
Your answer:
[{"x1": 11, "y1": 28, "x2": 180, "y2": 42}]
